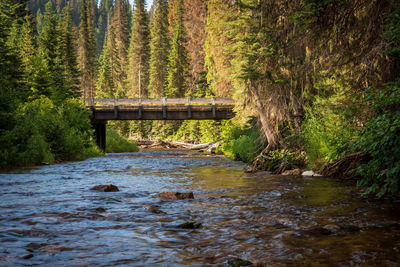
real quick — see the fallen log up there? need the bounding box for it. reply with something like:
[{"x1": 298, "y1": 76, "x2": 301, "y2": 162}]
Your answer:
[
  {"x1": 137, "y1": 139, "x2": 219, "y2": 151},
  {"x1": 169, "y1": 140, "x2": 217, "y2": 150}
]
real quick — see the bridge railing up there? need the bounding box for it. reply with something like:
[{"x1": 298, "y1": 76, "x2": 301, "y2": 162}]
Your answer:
[{"x1": 85, "y1": 97, "x2": 235, "y2": 108}]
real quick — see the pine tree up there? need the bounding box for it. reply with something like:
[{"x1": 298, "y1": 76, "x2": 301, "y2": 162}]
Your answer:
[
  {"x1": 38, "y1": 2, "x2": 58, "y2": 73},
  {"x1": 111, "y1": 0, "x2": 130, "y2": 97},
  {"x1": 96, "y1": 0, "x2": 114, "y2": 55},
  {"x1": 148, "y1": 0, "x2": 169, "y2": 97},
  {"x1": 96, "y1": 27, "x2": 117, "y2": 98},
  {"x1": 127, "y1": 0, "x2": 150, "y2": 98},
  {"x1": 37, "y1": 1, "x2": 66, "y2": 100},
  {"x1": 167, "y1": 0, "x2": 177, "y2": 36},
  {"x1": 166, "y1": 0, "x2": 189, "y2": 97},
  {"x1": 204, "y1": 0, "x2": 236, "y2": 97},
  {"x1": 183, "y1": 0, "x2": 208, "y2": 95},
  {"x1": 18, "y1": 13, "x2": 36, "y2": 100},
  {"x1": 35, "y1": 9, "x2": 43, "y2": 33},
  {"x1": 87, "y1": 0, "x2": 98, "y2": 98},
  {"x1": 58, "y1": 3, "x2": 81, "y2": 98},
  {"x1": 0, "y1": 0, "x2": 25, "y2": 130},
  {"x1": 78, "y1": 0, "x2": 97, "y2": 100}
]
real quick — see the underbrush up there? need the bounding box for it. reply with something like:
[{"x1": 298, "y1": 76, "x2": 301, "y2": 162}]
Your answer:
[
  {"x1": 0, "y1": 96, "x2": 102, "y2": 167},
  {"x1": 217, "y1": 120, "x2": 263, "y2": 164},
  {"x1": 257, "y1": 149, "x2": 307, "y2": 173},
  {"x1": 106, "y1": 129, "x2": 139, "y2": 153},
  {"x1": 353, "y1": 84, "x2": 400, "y2": 197}
]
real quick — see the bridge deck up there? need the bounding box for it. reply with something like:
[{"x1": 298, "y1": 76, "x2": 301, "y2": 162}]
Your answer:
[{"x1": 86, "y1": 98, "x2": 236, "y2": 121}]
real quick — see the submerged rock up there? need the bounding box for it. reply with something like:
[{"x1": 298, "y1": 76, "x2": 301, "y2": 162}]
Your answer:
[
  {"x1": 23, "y1": 254, "x2": 34, "y2": 260},
  {"x1": 155, "y1": 192, "x2": 194, "y2": 200},
  {"x1": 148, "y1": 205, "x2": 165, "y2": 214},
  {"x1": 228, "y1": 258, "x2": 254, "y2": 267},
  {"x1": 90, "y1": 184, "x2": 119, "y2": 192},
  {"x1": 323, "y1": 224, "x2": 340, "y2": 232},
  {"x1": 177, "y1": 221, "x2": 202, "y2": 229},
  {"x1": 281, "y1": 169, "x2": 303, "y2": 176},
  {"x1": 94, "y1": 207, "x2": 106, "y2": 213}
]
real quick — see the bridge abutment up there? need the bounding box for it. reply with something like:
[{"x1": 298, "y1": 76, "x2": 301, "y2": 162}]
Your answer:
[{"x1": 92, "y1": 121, "x2": 107, "y2": 152}]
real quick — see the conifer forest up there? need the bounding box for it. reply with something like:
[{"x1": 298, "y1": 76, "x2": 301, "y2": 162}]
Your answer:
[
  {"x1": 1, "y1": 0, "x2": 400, "y2": 197},
  {"x1": 2, "y1": 1, "x2": 400, "y2": 265}
]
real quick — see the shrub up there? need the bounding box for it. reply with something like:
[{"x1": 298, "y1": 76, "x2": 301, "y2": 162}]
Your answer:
[
  {"x1": 260, "y1": 149, "x2": 307, "y2": 173},
  {"x1": 106, "y1": 129, "x2": 139, "y2": 153},
  {"x1": 354, "y1": 84, "x2": 400, "y2": 197},
  {"x1": 0, "y1": 96, "x2": 101, "y2": 167},
  {"x1": 301, "y1": 77, "x2": 358, "y2": 171},
  {"x1": 218, "y1": 120, "x2": 263, "y2": 164}
]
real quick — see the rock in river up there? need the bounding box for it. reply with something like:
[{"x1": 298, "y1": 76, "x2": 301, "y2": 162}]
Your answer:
[
  {"x1": 90, "y1": 184, "x2": 119, "y2": 192},
  {"x1": 155, "y1": 192, "x2": 194, "y2": 200},
  {"x1": 281, "y1": 169, "x2": 303, "y2": 176},
  {"x1": 177, "y1": 221, "x2": 202, "y2": 229},
  {"x1": 228, "y1": 258, "x2": 254, "y2": 266}
]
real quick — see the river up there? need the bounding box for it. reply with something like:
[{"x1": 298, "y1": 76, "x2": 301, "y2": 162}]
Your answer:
[{"x1": 0, "y1": 150, "x2": 399, "y2": 266}]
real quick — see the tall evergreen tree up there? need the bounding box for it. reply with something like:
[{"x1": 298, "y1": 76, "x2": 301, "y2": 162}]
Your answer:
[
  {"x1": 37, "y1": 1, "x2": 66, "y2": 99},
  {"x1": 183, "y1": 0, "x2": 208, "y2": 95},
  {"x1": 111, "y1": 0, "x2": 130, "y2": 96},
  {"x1": 148, "y1": 0, "x2": 169, "y2": 97},
  {"x1": 96, "y1": 0, "x2": 114, "y2": 55},
  {"x1": 0, "y1": 0, "x2": 26, "y2": 130},
  {"x1": 18, "y1": 13, "x2": 36, "y2": 99},
  {"x1": 166, "y1": 0, "x2": 189, "y2": 97},
  {"x1": 78, "y1": 0, "x2": 97, "y2": 100},
  {"x1": 58, "y1": 3, "x2": 80, "y2": 98},
  {"x1": 96, "y1": 26, "x2": 118, "y2": 98},
  {"x1": 127, "y1": 0, "x2": 150, "y2": 98}
]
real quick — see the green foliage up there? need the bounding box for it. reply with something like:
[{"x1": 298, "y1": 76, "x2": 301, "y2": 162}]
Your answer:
[
  {"x1": 0, "y1": 97, "x2": 101, "y2": 167},
  {"x1": 106, "y1": 129, "x2": 139, "y2": 153},
  {"x1": 291, "y1": 0, "x2": 342, "y2": 28},
  {"x1": 127, "y1": 0, "x2": 150, "y2": 98},
  {"x1": 354, "y1": 84, "x2": 400, "y2": 197},
  {"x1": 302, "y1": 107, "x2": 357, "y2": 169},
  {"x1": 260, "y1": 150, "x2": 307, "y2": 173},
  {"x1": 166, "y1": 0, "x2": 189, "y2": 97},
  {"x1": 382, "y1": 5, "x2": 400, "y2": 59},
  {"x1": 218, "y1": 120, "x2": 262, "y2": 164},
  {"x1": 149, "y1": 0, "x2": 169, "y2": 98},
  {"x1": 175, "y1": 120, "x2": 221, "y2": 143}
]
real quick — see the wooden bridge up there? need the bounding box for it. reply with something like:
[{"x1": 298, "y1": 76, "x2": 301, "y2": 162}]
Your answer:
[{"x1": 86, "y1": 98, "x2": 236, "y2": 150}]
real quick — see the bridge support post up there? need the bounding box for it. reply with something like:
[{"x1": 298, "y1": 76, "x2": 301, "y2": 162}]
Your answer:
[{"x1": 92, "y1": 121, "x2": 107, "y2": 152}]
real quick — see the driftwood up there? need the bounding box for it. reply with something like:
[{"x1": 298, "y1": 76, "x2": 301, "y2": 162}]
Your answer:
[
  {"x1": 137, "y1": 139, "x2": 219, "y2": 151},
  {"x1": 320, "y1": 152, "x2": 369, "y2": 180}
]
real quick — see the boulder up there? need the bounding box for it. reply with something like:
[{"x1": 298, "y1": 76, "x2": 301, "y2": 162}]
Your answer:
[
  {"x1": 155, "y1": 192, "x2": 194, "y2": 200},
  {"x1": 323, "y1": 224, "x2": 340, "y2": 232},
  {"x1": 244, "y1": 166, "x2": 254, "y2": 173},
  {"x1": 228, "y1": 258, "x2": 254, "y2": 267},
  {"x1": 177, "y1": 221, "x2": 202, "y2": 229},
  {"x1": 23, "y1": 254, "x2": 34, "y2": 260},
  {"x1": 94, "y1": 207, "x2": 106, "y2": 213},
  {"x1": 302, "y1": 170, "x2": 322, "y2": 177},
  {"x1": 281, "y1": 169, "x2": 303, "y2": 176},
  {"x1": 90, "y1": 184, "x2": 119, "y2": 192}
]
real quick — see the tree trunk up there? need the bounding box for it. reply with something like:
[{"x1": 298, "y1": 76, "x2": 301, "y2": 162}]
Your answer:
[{"x1": 249, "y1": 80, "x2": 279, "y2": 149}]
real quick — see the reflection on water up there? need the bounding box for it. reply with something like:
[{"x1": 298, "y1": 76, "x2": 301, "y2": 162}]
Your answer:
[{"x1": 0, "y1": 150, "x2": 399, "y2": 266}]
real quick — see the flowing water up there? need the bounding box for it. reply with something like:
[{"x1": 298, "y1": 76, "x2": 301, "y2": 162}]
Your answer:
[{"x1": 1, "y1": 150, "x2": 400, "y2": 266}]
